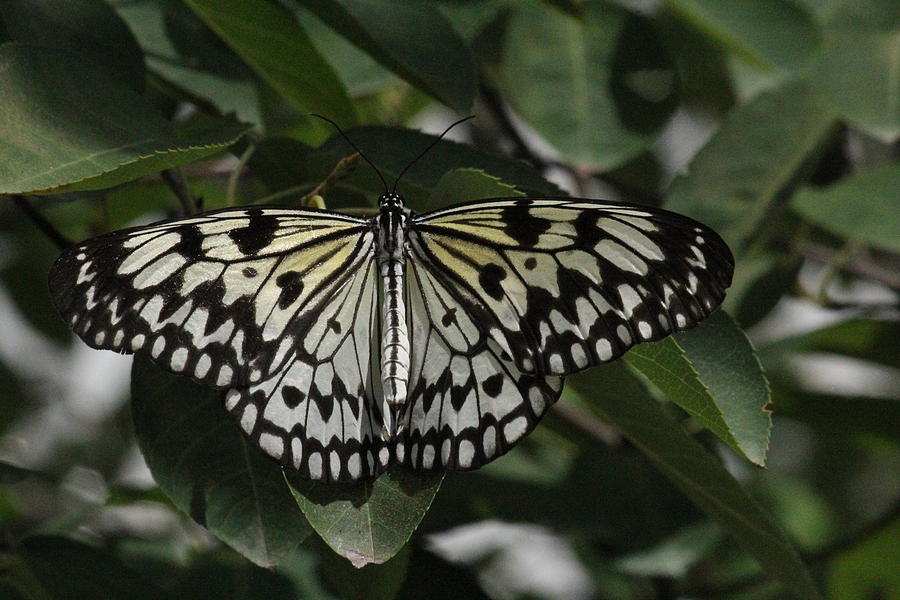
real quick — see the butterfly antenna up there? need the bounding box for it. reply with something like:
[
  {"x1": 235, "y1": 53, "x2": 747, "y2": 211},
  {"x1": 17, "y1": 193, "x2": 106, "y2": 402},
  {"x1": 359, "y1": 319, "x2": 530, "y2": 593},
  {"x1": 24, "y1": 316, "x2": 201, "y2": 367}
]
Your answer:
[
  {"x1": 392, "y1": 115, "x2": 475, "y2": 193},
  {"x1": 311, "y1": 113, "x2": 389, "y2": 193}
]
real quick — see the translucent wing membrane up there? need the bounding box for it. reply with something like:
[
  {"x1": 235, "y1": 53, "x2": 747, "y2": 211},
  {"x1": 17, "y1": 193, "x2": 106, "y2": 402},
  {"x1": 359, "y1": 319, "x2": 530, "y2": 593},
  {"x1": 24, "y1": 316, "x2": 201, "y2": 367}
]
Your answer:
[{"x1": 410, "y1": 198, "x2": 734, "y2": 378}]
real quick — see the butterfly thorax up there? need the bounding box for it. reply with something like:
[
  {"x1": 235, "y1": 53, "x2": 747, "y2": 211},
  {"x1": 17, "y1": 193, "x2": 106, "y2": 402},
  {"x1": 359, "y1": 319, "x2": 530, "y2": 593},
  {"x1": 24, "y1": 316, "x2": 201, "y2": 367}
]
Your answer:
[{"x1": 376, "y1": 193, "x2": 411, "y2": 433}]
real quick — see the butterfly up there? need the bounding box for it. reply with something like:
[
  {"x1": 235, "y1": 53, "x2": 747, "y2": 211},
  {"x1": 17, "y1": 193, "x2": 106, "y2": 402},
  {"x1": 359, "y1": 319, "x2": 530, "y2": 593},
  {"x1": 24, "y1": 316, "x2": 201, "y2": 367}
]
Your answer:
[{"x1": 49, "y1": 124, "x2": 734, "y2": 483}]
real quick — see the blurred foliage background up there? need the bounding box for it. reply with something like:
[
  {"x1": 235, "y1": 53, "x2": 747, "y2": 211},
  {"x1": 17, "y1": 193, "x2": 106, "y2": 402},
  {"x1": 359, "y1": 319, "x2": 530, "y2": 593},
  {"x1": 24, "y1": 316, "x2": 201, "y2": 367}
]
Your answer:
[{"x1": 0, "y1": 0, "x2": 897, "y2": 599}]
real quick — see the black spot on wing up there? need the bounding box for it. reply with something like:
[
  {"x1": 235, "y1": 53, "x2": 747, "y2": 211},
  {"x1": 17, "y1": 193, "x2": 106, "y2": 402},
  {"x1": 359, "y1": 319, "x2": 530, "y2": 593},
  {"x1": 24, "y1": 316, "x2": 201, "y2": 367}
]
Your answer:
[
  {"x1": 282, "y1": 386, "x2": 304, "y2": 409},
  {"x1": 275, "y1": 270, "x2": 303, "y2": 310},
  {"x1": 482, "y1": 373, "x2": 503, "y2": 398},
  {"x1": 441, "y1": 307, "x2": 457, "y2": 327},
  {"x1": 228, "y1": 209, "x2": 279, "y2": 255},
  {"x1": 479, "y1": 263, "x2": 507, "y2": 301},
  {"x1": 328, "y1": 318, "x2": 342, "y2": 334},
  {"x1": 176, "y1": 224, "x2": 204, "y2": 255},
  {"x1": 502, "y1": 205, "x2": 551, "y2": 246}
]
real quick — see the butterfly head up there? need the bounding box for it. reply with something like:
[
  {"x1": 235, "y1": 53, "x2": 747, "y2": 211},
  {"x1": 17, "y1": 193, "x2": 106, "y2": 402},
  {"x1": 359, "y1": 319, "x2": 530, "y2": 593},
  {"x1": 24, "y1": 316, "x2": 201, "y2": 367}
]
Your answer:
[{"x1": 379, "y1": 192, "x2": 405, "y2": 209}]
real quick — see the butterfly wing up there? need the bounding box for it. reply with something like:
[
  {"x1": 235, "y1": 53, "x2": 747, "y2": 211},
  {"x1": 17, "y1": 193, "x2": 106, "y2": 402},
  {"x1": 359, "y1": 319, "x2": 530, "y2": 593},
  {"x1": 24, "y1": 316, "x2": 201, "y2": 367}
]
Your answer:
[
  {"x1": 50, "y1": 206, "x2": 387, "y2": 482},
  {"x1": 49, "y1": 206, "x2": 372, "y2": 389},
  {"x1": 223, "y1": 247, "x2": 387, "y2": 482},
  {"x1": 398, "y1": 197, "x2": 733, "y2": 471},
  {"x1": 398, "y1": 253, "x2": 563, "y2": 471},
  {"x1": 409, "y1": 198, "x2": 734, "y2": 378}
]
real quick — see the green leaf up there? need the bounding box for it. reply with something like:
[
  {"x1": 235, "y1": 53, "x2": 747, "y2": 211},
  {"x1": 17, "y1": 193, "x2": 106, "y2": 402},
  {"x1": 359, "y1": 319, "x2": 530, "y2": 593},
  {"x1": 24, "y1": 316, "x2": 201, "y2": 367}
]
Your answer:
[
  {"x1": 615, "y1": 521, "x2": 722, "y2": 577},
  {"x1": 626, "y1": 311, "x2": 772, "y2": 466},
  {"x1": 131, "y1": 355, "x2": 312, "y2": 568},
  {"x1": 827, "y1": 516, "x2": 900, "y2": 599},
  {"x1": 769, "y1": 388, "x2": 900, "y2": 443},
  {"x1": 760, "y1": 317, "x2": 900, "y2": 370},
  {"x1": 287, "y1": 468, "x2": 443, "y2": 567},
  {"x1": 791, "y1": 164, "x2": 900, "y2": 253},
  {"x1": 812, "y1": 0, "x2": 900, "y2": 142},
  {"x1": 292, "y1": 9, "x2": 395, "y2": 97},
  {"x1": 319, "y1": 542, "x2": 409, "y2": 600},
  {"x1": 395, "y1": 543, "x2": 492, "y2": 600},
  {"x1": 426, "y1": 168, "x2": 524, "y2": 211},
  {"x1": 293, "y1": 0, "x2": 477, "y2": 113},
  {"x1": 566, "y1": 363, "x2": 821, "y2": 599},
  {"x1": 5, "y1": 535, "x2": 171, "y2": 600},
  {"x1": 724, "y1": 249, "x2": 802, "y2": 328},
  {"x1": 663, "y1": 0, "x2": 821, "y2": 70},
  {"x1": 0, "y1": 0, "x2": 146, "y2": 91},
  {"x1": 666, "y1": 80, "x2": 837, "y2": 251},
  {"x1": 114, "y1": 0, "x2": 264, "y2": 126},
  {"x1": 501, "y1": 1, "x2": 678, "y2": 169},
  {"x1": 184, "y1": 0, "x2": 356, "y2": 125},
  {"x1": 318, "y1": 126, "x2": 562, "y2": 198},
  {"x1": 0, "y1": 45, "x2": 250, "y2": 194}
]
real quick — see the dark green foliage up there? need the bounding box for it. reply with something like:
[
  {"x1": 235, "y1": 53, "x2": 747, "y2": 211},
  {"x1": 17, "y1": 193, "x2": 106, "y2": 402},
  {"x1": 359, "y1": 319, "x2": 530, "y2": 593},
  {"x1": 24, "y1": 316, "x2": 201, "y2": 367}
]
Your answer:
[{"x1": 0, "y1": 1, "x2": 896, "y2": 599}]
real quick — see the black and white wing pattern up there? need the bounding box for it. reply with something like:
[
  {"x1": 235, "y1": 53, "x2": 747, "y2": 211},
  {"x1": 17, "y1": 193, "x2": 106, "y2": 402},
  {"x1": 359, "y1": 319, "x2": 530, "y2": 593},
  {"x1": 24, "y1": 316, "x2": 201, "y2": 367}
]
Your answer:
[
  {"x1": 50, "y1": 206, "x2": 387, "y2": 482},
  {"x1": 400, "y1": 198, "x2": 733, "y2": 471}
]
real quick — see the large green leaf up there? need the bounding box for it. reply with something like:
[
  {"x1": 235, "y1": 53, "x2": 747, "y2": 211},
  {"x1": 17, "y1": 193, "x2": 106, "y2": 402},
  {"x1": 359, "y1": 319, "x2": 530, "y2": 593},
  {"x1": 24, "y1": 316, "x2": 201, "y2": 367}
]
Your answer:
[
  {"x1": 791, "y1": 164, "x2": 900, "y2": 253},
  {"x1": 566, "y1": 363, "x2": 820, "y2": 599},
  {"x1": 812, "y1": 0, "x2": 900, "y2": 142},
  {"x1": 769, "y1": 387, "x2": 900, "y2": 443},
  {"x1": 760, "y1": 317, "x2": 900, "y2": 370},
  {"x1": 0, "y1": 45, "x2": 250, "y2": 194},
  {"x1": 114, "y1": 0, "x2": 263, "y2": 126},
  {"x1": 827, "y1": 516, "x2": 900, "y2": 599},
  {"x1": 184, "y1": 0, "x2": 356, "y2": 125},
  {"x1": 666, "y1": 80, "x2": 837, "y2": 251},
  {"x1": 318, "y1": 542, "x2": 409, "y2": 599},
  {"x1": 318, "y1": 126, "x2": 562, "y2": 197},
  {"x1": 626, "y1": 311, "x2": 772, "y2": 465},
  {"x1": 287, "y1": 469, "x2": 442, "y2": 568},
  {"x1": 425, "y1": 168, "x2": 524, "y2": 211},
  {"x1": 131, "y1": 356, "x2": 312, "y2": 568},
  {"x1": 663, "y1": 0, "x2": 821, "y2": 70},
  {"x1": 501, "y1": 1, "x2": 678, "y2": 169},
  {"x1": 293, "y1": 0, "x2": 477, "y2": 113},
  {"x1": 0, "y1": 0, "x2": 146, "y2": 91}
]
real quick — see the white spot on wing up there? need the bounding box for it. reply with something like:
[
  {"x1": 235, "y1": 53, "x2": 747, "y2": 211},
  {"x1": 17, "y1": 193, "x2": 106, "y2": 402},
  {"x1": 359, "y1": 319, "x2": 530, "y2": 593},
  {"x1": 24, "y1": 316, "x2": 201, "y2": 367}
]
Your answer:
[{"x1": 503, "y1": 416, "x2": 528, "y2": 443}]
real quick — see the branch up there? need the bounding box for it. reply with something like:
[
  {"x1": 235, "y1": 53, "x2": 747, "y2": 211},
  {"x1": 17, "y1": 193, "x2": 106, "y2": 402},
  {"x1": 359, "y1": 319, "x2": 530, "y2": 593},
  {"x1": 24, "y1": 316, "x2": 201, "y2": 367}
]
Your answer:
[
  {"x1": 10, "y1": 195, "x2": 71, "y2": 250},
  {"x1": 551, "y1": 402, "x2": 621, "y2": 445},
  {"x1": 160, "y1": 168, "x2": 196, "y2": 215},
  {"x1": 685, "y1": 500, "x2": 900, "y2": 598},
  {"x1": 478, "y1": 82, "x2": 663, "y2": 205},
  {"x1": 478, "y1": 82, "x2": 547, "y2": 171},
  {"x1": 796, "y1": 240, "x2": 900, "y2": 290}
]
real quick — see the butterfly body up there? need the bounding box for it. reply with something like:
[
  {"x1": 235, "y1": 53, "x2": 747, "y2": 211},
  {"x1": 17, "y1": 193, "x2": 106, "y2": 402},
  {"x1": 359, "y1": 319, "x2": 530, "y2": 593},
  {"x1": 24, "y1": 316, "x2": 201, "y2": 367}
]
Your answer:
[
  {"x1": 50, "y1": 194, "x2": 733, "y2": 482},
  {"x1": 376, "y1": 192, "x2": 411, "y2": 431}
]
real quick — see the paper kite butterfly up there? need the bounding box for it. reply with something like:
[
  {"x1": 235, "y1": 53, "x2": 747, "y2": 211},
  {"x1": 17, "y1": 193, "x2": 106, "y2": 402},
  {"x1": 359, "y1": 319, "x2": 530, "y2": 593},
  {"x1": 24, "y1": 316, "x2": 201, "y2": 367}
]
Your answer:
[{"x1": 49, "y1": 124, "x2": 734, "y2": 483}]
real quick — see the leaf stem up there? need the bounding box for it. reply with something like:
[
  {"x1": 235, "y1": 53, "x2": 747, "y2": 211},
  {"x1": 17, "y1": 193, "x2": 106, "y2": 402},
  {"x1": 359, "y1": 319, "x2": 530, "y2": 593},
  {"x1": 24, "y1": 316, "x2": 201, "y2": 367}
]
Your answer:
[
  {"x1": 226, "y1": 143, "x2": 257, "y2": 207},
  {"x1": 9, "y1": 195, "x2": 71, "y2": 250},
  {"x1": 161, "y1": 168, "x2": 196, "y2": 215}
]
